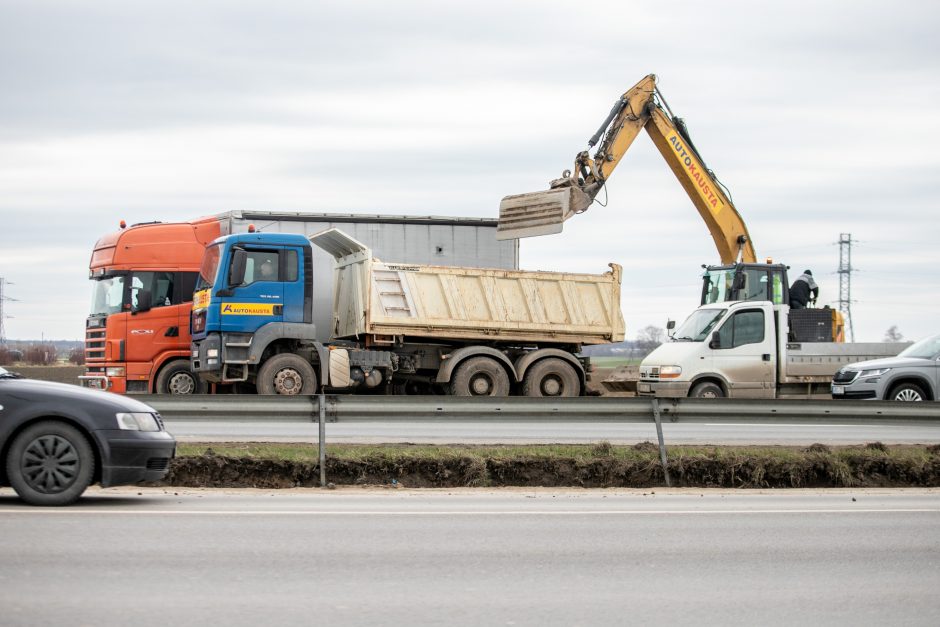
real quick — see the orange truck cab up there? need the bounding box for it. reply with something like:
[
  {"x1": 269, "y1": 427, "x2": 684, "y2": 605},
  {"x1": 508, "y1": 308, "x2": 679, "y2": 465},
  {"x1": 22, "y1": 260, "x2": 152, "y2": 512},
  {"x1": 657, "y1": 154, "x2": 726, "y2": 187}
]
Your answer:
[{"x1": 81, "y1": 218, "x2": 222, "y2": 394}]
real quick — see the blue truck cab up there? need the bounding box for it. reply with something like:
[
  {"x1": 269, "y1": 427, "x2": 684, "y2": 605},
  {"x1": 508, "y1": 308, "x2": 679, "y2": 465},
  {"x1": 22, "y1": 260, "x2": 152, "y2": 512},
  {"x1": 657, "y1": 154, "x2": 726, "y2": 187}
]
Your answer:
[{"x1": 191, "y1": 232, "x2": 322, "y2": 389}]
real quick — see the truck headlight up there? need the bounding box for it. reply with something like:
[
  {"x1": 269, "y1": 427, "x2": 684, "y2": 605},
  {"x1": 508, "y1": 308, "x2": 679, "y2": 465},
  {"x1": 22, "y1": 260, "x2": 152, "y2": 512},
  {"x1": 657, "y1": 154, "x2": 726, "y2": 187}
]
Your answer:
[
  {"x1": 659, "y1": 365, "x2": 682, "y2": 379},
  {"x1": 116, "y1": 412, "x2": 161, "y2": 432},
  {"x1": 207, "y1": 348, "x2": 219, "y2": 358},
  {"x1": 860, "y1": 368, "x2": 891, "y2": 378},
  {"x1": 106, "y1": 367, "x2": 125, "y2": 377}
]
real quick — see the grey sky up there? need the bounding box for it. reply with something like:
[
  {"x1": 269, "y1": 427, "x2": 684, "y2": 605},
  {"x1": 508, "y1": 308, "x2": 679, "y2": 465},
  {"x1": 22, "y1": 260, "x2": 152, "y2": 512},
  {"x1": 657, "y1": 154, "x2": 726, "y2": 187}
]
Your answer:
[{"x1": 1, "y1": 0, "x2": 938, "y2": 342}]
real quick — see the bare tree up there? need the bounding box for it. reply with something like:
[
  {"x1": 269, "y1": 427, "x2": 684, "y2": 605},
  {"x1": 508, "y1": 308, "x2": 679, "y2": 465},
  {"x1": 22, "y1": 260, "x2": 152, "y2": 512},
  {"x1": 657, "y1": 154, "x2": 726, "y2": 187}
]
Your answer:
[
  {"x1": 883, "y1": 325, "x2": 904, "y2": 342},
  {"x1": 635, "y1": 325, "x2": 665, "y2": 355}
]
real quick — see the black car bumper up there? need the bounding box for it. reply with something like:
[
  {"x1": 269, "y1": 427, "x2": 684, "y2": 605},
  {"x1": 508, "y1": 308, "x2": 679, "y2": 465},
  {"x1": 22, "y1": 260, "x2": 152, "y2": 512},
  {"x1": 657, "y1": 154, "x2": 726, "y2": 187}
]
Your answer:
[{"x1": 94, "y1": 430, "x2": 177, "y2": 487}]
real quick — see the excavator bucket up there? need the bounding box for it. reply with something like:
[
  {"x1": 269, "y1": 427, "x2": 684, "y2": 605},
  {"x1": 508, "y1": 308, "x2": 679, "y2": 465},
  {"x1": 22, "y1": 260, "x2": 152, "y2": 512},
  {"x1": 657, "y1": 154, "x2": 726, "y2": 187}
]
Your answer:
[{"x1": 496, "y1": 186, "x2": 592, "y2": 240}]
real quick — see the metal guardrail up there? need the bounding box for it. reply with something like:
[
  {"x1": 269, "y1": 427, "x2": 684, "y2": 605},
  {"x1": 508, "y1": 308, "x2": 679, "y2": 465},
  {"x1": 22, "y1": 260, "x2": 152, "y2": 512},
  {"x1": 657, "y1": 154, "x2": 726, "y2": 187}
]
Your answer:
[
  {"x1": 144, "y1": 395, "x2": 940, "y2": 424},
  {"x1": 144, "y1": 394, "x2": 939, "y2": 489}
]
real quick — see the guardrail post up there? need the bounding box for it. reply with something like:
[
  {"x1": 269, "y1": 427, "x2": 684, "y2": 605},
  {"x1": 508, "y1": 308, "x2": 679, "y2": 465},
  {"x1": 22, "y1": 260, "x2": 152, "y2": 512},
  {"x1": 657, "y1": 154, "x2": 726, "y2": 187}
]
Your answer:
[
  {"x1": 650, "y1": 398, "x2": 672, "y2": 487},
  {"x1": 318, "y1": 393, "x2": 327, "y2": 488}
]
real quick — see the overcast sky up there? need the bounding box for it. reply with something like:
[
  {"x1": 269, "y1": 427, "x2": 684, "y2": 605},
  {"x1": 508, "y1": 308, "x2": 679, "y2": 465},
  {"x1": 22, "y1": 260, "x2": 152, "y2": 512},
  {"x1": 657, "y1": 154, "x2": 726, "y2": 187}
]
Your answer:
[{"x1": 1, "y1": 0, "x2": 938, "y2": 343}]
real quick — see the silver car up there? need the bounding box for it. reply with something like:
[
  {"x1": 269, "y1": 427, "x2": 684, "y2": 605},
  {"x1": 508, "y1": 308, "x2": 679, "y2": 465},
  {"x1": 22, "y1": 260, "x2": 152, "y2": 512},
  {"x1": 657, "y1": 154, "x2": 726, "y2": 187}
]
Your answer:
[{"x1": 832, "y1": 333, "x2": 939, "y2": 401}]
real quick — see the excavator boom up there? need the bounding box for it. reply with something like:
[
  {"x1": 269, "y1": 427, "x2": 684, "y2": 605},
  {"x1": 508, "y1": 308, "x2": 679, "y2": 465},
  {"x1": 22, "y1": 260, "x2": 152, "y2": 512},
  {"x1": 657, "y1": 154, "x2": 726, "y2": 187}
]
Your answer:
[{"x1": 496, "y1": 74, "x2": 756, "y2": 265}]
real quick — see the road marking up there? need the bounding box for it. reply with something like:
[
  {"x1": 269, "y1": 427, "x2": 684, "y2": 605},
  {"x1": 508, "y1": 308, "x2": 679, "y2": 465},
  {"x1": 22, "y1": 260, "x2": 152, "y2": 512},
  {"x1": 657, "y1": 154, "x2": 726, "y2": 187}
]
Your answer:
[{"x1": 0, "y1": 508, "x2": 937, "y2": 516}]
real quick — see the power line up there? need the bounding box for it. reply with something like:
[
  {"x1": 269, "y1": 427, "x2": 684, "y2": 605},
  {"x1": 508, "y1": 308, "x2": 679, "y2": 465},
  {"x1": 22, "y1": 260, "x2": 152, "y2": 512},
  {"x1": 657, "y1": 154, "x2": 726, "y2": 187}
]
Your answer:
[
  {"x1": 0, "y1": 277, "x2": 16, "y2": 344},
  {"x1": 837, "y1": 233, "x2": 854, "y2": 342}
]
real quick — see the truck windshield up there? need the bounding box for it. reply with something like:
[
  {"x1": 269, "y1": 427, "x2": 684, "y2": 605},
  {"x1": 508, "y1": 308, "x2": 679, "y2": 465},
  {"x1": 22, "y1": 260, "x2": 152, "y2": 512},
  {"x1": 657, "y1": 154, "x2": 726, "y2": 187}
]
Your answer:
[
  {"x1": 196, "y1": 244, "x2": 221, "y2": 291},
  {"x1": 90, "y1": 275, "x2": 126, "y2": 316},
  {"x1": 673, "y1": 308, "x2": 727, "y2": 341}
]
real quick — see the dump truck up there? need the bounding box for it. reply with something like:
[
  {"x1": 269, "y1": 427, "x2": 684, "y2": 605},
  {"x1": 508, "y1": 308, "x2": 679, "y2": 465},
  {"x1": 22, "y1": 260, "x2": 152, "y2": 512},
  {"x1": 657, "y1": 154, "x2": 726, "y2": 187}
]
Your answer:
[
  {"x1": 82, "y1": 211, "x2": 518, "y2": 394},
  {"x1": 191, "y1": 228, "x2": 624, "y2": 395}
]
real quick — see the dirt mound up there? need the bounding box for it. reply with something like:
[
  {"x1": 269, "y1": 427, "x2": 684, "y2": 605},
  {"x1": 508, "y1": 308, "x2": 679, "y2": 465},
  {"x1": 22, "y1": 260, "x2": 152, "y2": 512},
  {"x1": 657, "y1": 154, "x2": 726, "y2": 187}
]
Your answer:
[{"x1": 162, "y1": 445, "x2": 940, "y2": 489}]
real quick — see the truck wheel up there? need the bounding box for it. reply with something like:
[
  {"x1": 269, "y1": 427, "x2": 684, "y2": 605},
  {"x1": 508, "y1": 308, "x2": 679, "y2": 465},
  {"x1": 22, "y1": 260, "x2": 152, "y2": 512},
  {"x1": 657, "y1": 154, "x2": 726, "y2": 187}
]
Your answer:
[
  {"x1": 522, "y1": 358, "x2": 580, "y2": 397},
  {"x1": 6, "y1": 421, "x2": 95, "y2": 506},
  {"x1": 887, "y1": 382, "x2": 927, "y2": 402},
  {"x1": 449, "y1": 356, "x2": 510, "y2": 396},
  {"x1": 690, "y1": 381, "x2": 724, "y2": 399},
  {"x1": 156, "y1": 360, "x2": 206, "y2": 395},
  {"x1": 257, "y1": 354, "x2": 317, "y2": 395}
]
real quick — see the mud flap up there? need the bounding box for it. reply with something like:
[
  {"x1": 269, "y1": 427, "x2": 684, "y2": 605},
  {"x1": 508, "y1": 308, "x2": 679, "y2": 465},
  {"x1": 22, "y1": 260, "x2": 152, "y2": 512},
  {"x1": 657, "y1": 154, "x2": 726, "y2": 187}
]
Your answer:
[{"x1": 328, "y1": 349, "x2": 351, "y2": 388}]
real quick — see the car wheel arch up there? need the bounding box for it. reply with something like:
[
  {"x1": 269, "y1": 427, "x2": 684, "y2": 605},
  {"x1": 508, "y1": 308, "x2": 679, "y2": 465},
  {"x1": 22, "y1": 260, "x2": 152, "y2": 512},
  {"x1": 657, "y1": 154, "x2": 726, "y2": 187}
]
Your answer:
[
  {"x1": 885, "y1": 377, "x2": 934, "y2": 401},
  {"x1": 688, "y1": 374, "x2": 730, "y2": 396}
]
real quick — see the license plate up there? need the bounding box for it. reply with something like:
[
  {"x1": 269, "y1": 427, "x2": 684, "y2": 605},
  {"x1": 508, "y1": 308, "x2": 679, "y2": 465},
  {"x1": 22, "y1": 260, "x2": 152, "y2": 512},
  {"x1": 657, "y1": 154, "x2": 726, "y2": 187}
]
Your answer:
[
  {"x1": 832, "y1": 385, "x2": 845, "y2": 395},
  {"x1": 639, "y1": 383, "x2": 651, "y2": 393}
]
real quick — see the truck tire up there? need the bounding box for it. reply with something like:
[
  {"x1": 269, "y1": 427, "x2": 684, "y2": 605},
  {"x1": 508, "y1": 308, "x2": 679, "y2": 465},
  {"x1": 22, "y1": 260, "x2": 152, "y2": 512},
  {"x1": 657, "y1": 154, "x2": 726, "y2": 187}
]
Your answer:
[
  {"x1": 155, "y1": 360, "x2": 206, "y2": 395},
  {"x1": 257, "y1": 354, "x2": 318, "y2": 395},
  {"x1": 522, "y1": 358, "x2": 580, "y2": 397},
  {"x1": 887, "y1": 382, "x2": 927, "y2": 402},
  {"x1": 6, "y1": 421, "x2": 95, "y2": 506},
  {"x1": 690, "y1": 381, "x2": 724, "y2": 399},
  {"x1": 449, "y1": 356, "x2": 510, "y2": 397}
]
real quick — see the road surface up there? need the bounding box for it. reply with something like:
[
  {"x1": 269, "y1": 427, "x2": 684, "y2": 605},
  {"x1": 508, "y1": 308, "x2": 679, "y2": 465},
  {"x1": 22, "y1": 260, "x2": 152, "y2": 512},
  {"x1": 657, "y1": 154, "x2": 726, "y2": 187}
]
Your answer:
[{"x1": 1, "y1": 487, "x2": 938, "y2": 625}]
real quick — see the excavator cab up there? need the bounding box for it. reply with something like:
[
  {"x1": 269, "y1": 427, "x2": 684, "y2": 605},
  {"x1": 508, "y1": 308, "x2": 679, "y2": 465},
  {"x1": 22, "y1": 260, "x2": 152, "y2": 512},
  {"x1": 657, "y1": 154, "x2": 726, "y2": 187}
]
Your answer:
[{"x1": 701, "y1": 263, "x2": 789, "y2": 306}]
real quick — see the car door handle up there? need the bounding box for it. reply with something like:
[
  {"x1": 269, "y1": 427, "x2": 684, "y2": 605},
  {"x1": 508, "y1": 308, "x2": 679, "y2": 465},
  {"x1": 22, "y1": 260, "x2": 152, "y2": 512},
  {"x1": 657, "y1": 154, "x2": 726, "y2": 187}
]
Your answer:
[{"x1": 762, "y1": 354, "x2": 771, "y2": 361}]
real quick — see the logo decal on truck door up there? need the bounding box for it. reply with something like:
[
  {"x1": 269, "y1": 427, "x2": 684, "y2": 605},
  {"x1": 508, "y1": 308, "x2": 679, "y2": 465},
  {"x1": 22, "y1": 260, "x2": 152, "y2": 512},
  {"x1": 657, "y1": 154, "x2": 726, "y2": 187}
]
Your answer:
[{"x1": 221, "y1": 303, "x2": 278, "y2": 315}]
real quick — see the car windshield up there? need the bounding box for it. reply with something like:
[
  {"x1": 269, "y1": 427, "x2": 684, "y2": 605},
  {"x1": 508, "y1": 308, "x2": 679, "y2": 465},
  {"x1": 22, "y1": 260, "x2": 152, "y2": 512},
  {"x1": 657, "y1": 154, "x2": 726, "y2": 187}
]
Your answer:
[
  {"x1": 672, "y1": 308, "x2": 727, "y2": 341},
  {"x1": 897, "y1": 333, "x2": 940, "y2": 359},
  {"x1": 196, "y1": 243, "x2": 222, "y2": 291},
  {"x1": 90, "y1": 275, "x2": 126, "y2": 316}
]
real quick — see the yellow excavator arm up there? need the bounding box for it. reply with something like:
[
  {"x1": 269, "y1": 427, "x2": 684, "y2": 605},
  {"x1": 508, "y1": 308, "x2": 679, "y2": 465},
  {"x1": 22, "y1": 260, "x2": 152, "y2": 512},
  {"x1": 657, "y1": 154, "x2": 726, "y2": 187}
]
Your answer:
[{"x1": 497, "y1": 74, "x2": 757, "y2": 265}]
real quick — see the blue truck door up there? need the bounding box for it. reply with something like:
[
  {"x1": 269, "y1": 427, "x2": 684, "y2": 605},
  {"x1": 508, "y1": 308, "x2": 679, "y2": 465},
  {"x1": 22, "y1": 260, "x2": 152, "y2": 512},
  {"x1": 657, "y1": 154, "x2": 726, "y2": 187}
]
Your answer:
[
  {"x1": 279, "y1": 246, "x2": 309, "y2": 324},
  {"x1": 219, "y1": 247, "x2": 285, "y2": 333}
]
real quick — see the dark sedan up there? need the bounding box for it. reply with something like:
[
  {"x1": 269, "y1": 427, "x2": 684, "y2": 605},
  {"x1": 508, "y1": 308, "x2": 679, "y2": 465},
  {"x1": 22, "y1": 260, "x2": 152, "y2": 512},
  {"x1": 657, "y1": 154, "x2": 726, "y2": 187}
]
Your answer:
[{"x1": 0, "y1": 366, "x2": 176, "y2": 505}]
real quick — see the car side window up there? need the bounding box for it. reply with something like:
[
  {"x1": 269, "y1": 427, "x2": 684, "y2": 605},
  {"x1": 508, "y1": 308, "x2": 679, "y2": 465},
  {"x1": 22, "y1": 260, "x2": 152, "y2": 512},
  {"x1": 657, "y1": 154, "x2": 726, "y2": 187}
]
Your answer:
[{"x1": 717, "y1": 310, "x2": 765, "y2": 348}]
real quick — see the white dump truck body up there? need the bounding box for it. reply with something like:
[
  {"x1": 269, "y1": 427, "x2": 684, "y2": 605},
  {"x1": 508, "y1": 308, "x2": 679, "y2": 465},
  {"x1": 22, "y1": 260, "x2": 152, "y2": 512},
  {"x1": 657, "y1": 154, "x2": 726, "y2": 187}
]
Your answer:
[{"x1": 311, "y1": 228, "x2": 625, "y2": 346}]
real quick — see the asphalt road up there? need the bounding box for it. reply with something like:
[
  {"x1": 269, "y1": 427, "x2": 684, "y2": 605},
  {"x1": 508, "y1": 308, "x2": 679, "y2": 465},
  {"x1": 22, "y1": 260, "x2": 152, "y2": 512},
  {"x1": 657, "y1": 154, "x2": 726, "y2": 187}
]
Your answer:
[
  {"x1": 1, "y1": 488, "x2": 938, "y2": 626},
  {"x1": 165, "y1": 419, "x2": 940, "y2": 445}
]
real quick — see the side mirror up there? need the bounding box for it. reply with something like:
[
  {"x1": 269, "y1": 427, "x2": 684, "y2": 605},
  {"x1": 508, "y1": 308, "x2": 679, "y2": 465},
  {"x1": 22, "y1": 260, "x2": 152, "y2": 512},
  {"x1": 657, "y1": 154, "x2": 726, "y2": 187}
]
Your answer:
[
  {"x1": 229, "y1": 249, "x2": 247, "y2": 287},
  {"x1": 708, "y1": 331, "x2": 722, "y2": 349},
  {"x1": 666, "y1": 319, "x2": 676, "y2": 338},
  {"x1": 133, "y1": 290, "x2": 152, "y2": 314}
]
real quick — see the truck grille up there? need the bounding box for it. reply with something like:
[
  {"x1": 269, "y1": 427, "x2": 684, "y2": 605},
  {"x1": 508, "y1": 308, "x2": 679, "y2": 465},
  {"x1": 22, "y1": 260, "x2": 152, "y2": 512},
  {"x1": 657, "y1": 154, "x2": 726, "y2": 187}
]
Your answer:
[{"x1": 86, "y1": 326, "x2": 107, "y2": 361}]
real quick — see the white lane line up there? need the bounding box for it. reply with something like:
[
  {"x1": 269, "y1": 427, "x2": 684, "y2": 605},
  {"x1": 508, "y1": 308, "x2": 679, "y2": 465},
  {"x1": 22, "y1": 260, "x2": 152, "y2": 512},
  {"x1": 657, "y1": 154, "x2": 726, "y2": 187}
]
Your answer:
[
  {"x1": 0, "y1": 509, "x2": 938, "y2": 516},
  {"x1": 703, "y1": 423, "x2": 915, "y2": 428}
]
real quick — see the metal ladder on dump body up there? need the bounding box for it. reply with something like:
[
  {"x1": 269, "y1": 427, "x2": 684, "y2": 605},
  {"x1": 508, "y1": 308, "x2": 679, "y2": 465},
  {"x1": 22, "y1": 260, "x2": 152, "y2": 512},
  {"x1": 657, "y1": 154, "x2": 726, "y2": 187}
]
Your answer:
[{"x1": 372, "y1": 269, "x2": 413, "y2": 318}]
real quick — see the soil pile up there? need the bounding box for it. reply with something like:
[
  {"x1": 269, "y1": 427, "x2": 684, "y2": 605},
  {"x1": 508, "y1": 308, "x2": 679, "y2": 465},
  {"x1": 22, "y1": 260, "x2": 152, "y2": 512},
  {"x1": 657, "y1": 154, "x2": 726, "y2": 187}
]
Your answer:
[{"x1": 163, "y1": 443, "x2": 940, "y2": 489}]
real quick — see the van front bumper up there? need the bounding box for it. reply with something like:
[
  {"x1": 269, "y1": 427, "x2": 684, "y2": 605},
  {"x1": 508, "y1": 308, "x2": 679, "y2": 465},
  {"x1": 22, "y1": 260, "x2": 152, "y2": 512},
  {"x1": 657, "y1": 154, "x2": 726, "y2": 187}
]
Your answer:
[{"x1": 636, "y1": 380, "x2": 691, "y2": 398}]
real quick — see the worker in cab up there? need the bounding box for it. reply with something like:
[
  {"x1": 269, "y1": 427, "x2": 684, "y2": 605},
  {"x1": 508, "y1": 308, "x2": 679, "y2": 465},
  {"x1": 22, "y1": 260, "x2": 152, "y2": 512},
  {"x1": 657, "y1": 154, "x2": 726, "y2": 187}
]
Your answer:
[
  {"x1": 259, "y1": 258, "x2": 276, "y2": 280},
  {"x1": 789, "y1": 269, "x2": 819, "y2": 309}
]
